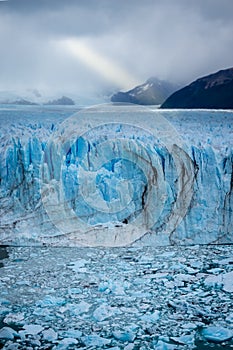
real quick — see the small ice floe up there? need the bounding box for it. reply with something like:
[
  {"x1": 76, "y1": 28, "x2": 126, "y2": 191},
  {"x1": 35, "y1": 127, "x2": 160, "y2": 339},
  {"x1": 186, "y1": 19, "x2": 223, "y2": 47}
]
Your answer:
[
  {"x1": 72, "y1": 301, "x2": 91, "y2": 315},
  {"x1": 0, "y1": 327, "x2": 17, "y2": 340},
  {"x1": 141, "y1": 310, "x2": 160, "y2": 324},
  {"x1": 41, "y1": 328, "x2": 58, "y2": 342},
  {"x1": 93, "y1": 304, "x2": 121, "y2": 322},
  {"x1": 36, "y1": 295, "x2": 66, "y2": 307},
  {"x1": 3, "y1": 313, "x2": 24, "y2": 325},
  {"x1": 59, "y1": 329, "x2": 82, "y2": 339},
  {"x1": 205, "y1": 271, "x2": 233, "y2": 292},
  {"x1": 98, "y1": 279, "x2": 127, "y2": 295},
  {"x1": 170, "y1": 334, "x2": 195, "y2": 346},
  {"x1": 157, "y1": 251, "x2": 176, "y2": 258},
  {"x1": 67, "y1": 259, "x2": 87, "y2": 273},
  {"x1": 22, "y1": 324, "x2": 44, "y2": 335},
  {"x1": 56, "y1": 337, "x2": 78, "y2": 349},
  {"x1": 112, "y1": 329, "x2": 136, "y2": 342},
  {"x1": 201, "y1": 326, "x2": 233, "y2": 343},
  {"x1": 154, "y1": 340, "x2": 176, "y2": 349},
  {"x1": 204, "y1": 274, "x2": 223, "y2": 289},
  {"x1": 181, "y1": 322, "x2": 198, "y2": 330},
  {"x1": 81, "y1": 334, "x2": 111, "y2": 347},
  {"x1": 222, "y1": 271, "x2": 233, "y2": 293},
  {"x1": 218, "y1": 257, "x2": 233, "y2": 265}
]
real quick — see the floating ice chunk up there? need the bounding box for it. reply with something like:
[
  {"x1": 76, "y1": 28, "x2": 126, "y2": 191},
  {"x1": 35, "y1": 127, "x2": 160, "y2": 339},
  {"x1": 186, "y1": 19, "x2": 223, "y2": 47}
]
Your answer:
[
  {"x1": 157, "y1": 251, "x2": 176, "y2": 258},
  {"x1": 170, "y1": 334, "x2": 195, "y2": 346},
  {"x1": 36, "y1": 295, "x2": 66, "y2": 307},
  {"x1": 154, "y1": 340, "x2": 176, "y2": 349},
  {"x1": 98, "y1": 279, "x2": 127, "y2": 295},
  {"x1": 222, "y1": 271, "x2": 233, "y2": 293},
  {"x1": 60, "y1": 329, "x2": 82, "y2": 339},
  {"x1": 4, "y1": 313, "x2": 24, "y2": 325},
  {"x1": 93, "y1": 304, "x2": 121, "y2": 321},
  {"x1": 189, "y1": 260, "x2": 202, "y2": 269},
  {"x1": 181, "y1": 322, "x2": 197, "y2": 330},
  {"x1": 205, "y1": 271, "x2": 233, "y2": 292},
  {"x1": 207, "y1": 267, "x2": 224, "y2": 274},
  {"x1": 124, "y1": 344, "x2": 134, "y2": 350},
  {"x1": 73, "y1": 301, "x2": 91, "y2": 315},
  {"x1": 170, "y1": 263, "x2": 186, "y2": 271},
  {"x1": 112, "y1": 329, "x2": 136, "y2": 342},
  {"x1": 42, "y1": 328, "x2": 58, "y2": 342},
  {"x1": 218, "y1": 257, "x2": 233, "y2": 265},
  {"x1": 98, "y1": 281, "x2": 110, "y2": 293},
  {"x1": 0, "y1": 326, "x2": 17, "y2": 340},
  {"x1": 153, "y1": 272, "x2": 169, "y2": 279},
  {"x1": 68, "y1": 287, "x2": 82, "y2": 295},
  {"x1": 56, "y1": 337, "x2": 78, "y2": 349},
  {"x1": 112, "y1": 324, "x2": 138, "y2": 343},
  {"x1": 33, "y1": 307, "x2": 52, "y2": 318},
  {"x1": 201, "y1": 326, "x2": 233, "y2": 343},
  {"x1": 67, "y1": 259, "x2": 87, "y2": 273},
  {"x1": 204, "y1": 275, "x2": 223, "y2": 289},
  {"x1": 186, "y1": 266, "x2": 199, "y2": 274},
  {"x1": 141, "y1": 310, "x2": 160, "y2": 324},
  {"x1": 81, "y1": 334, "x2": 111, "y2": 346},
  {"x1": 111, "y1": 281, "x2": 128, "y2": 295},
  {"x1": 29, "y1": 338, "x2": 41, "y2": 347},
  {"x1": 22, "y1": 324, "x2": 44, "y2": 335},
  {"x1": 175, "y1": 273, "x2": 194, "y2": 282}
]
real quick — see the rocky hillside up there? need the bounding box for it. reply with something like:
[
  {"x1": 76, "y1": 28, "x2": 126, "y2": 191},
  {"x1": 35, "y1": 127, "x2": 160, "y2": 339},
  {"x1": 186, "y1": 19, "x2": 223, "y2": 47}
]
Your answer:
[
  {"x1": 161, "y1": 67, "x2": 233, "y2": 109},
  {"x1": 44, "y1": 96, "x2": 75, "y2": 105},
  {"x1": 111, "y1": 77, "x2": 178, "y2": 105}
]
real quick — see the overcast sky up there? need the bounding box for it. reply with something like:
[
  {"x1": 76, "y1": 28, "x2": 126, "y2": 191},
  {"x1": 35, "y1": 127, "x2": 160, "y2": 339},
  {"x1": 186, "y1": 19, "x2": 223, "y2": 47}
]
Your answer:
[{"x1": 0, "y1": 0, "x2": 233, "y2": 96}]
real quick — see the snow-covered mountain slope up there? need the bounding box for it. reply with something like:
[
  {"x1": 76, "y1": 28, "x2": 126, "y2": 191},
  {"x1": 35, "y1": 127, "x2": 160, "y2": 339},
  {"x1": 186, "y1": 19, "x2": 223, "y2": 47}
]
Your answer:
[
  {"x1": 111, "y1": 78, "x2": 178, "y2": 105},
  {"x1": 0, "y1": 105, "x2": 232, "y2": 246}
]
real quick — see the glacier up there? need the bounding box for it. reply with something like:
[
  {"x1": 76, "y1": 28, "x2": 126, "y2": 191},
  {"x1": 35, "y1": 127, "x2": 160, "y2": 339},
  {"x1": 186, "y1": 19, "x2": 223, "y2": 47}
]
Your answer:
[{"x1": 0, "y1": 104, "x2": 232, "y2": 246}]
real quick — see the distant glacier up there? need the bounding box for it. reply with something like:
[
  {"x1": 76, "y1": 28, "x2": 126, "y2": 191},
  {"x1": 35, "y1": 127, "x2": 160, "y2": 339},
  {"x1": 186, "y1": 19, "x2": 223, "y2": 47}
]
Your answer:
[{"x1": 0, "y1": 104, "x2": 232, "y2": 246}]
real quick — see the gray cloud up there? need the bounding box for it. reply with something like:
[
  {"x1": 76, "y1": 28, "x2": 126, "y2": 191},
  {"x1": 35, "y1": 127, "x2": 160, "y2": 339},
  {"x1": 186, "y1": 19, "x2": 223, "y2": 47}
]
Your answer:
[{"x1": 0, "y1": 0, "x2": 233, "y2": 96}]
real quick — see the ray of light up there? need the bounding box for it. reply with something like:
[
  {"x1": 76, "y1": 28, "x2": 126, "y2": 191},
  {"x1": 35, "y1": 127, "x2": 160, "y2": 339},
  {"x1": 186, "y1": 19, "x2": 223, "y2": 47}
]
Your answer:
[{"x1": 57, "y1": 38, "x2": 141, "y2": 90}]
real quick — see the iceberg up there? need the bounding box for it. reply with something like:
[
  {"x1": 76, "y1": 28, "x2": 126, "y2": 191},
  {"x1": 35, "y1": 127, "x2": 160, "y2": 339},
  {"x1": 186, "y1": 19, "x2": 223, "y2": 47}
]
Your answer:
[{"x1": 0, "y1": 104, "x2": 232, "y2": 246}]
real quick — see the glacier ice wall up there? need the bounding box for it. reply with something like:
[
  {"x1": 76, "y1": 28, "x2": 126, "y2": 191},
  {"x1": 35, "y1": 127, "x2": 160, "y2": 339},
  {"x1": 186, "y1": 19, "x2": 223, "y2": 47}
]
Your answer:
[{"x1": 0, "y1": 106, "x2": 232, "y2": 246}]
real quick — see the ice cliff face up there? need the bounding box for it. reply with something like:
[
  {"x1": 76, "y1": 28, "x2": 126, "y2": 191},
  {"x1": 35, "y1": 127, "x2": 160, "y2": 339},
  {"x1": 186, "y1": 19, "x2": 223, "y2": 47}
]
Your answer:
[{"x1": 0, "y1": 105, "x2": 232, "y2": 246}]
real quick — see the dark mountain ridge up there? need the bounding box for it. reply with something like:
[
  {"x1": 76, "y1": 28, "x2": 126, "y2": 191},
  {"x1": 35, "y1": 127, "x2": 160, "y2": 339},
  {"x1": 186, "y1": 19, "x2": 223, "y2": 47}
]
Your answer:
[{"x1": 161, "y1": 67, "x2": 233, "y2": 109}]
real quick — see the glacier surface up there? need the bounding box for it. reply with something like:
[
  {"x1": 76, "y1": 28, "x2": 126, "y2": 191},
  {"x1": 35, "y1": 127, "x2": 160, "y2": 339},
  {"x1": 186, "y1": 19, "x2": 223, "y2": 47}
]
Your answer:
[{"x1": 0, "y1": 104, "x2": 232, "y2": 246}]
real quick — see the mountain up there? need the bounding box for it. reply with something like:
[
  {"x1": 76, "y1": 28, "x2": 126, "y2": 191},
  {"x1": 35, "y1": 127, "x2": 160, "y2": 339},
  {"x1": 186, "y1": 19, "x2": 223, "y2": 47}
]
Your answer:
[
  {"x1": 111, "y1": 77, "x2": 179, "y2": 105},
  {"x1": 0, "y1": 88, "x2": 114, "y2": 106},
  {"x1": 4, "y1": 98, "x2": 38, "y2": 105},
  {"x1": 44, "y1": 96, "x2": 75, "y2": 105},
  {"x1": 161, "y1": 67, "x2": 233, "y2": 109},
  {"x1": 0, "y1": 90, "x2": 44, "y2": 105}
]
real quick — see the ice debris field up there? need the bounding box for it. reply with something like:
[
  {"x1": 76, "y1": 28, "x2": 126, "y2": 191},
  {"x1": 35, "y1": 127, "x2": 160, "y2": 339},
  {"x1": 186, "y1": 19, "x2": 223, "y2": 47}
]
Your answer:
[{"x1": 0, "y1": 245, "x2": 233, "y2": 349}]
